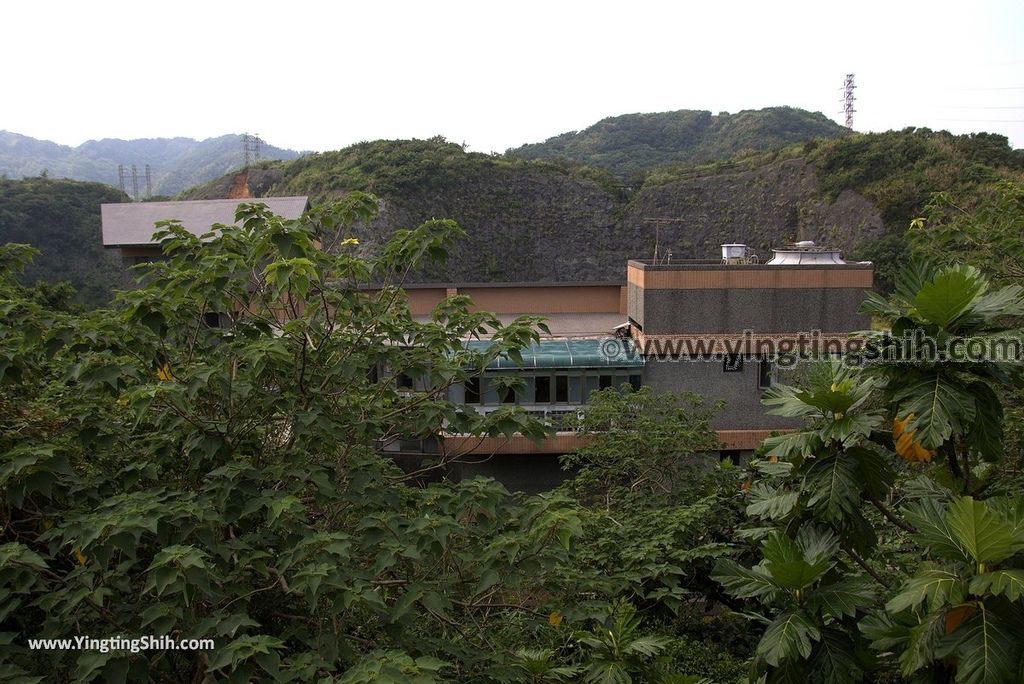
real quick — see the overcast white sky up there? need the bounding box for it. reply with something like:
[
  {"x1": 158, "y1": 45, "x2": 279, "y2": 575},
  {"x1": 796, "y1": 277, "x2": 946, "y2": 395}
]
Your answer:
[{"x1": 4, "y1": 0, "x2": 1022, "y2": 152}]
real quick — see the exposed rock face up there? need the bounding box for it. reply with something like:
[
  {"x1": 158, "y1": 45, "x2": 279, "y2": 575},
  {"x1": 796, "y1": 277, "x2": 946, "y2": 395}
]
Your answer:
[
  {"x1": 342, "y1": 158, "x2": 884, "y2": 282},
  {"x1": 189, "y1": 156, "x2": 885, "y2": 283}
]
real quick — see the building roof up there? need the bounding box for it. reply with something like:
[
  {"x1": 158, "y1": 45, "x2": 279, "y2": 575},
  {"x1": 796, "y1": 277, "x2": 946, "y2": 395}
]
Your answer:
[
  {"x1": 100, "y1": 196, "x2": 309, "y2": 247},
  {"x1": 463, "y1": 338, "x2": 644, "y2": 369}
]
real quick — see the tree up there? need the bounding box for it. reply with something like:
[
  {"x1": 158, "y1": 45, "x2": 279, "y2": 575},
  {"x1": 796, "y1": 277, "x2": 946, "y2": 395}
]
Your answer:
[
  {"x1": 0, "y1": 195, "x2": 584, "y2": 681},
  {"x1": 715, "y1": 257, "x2": 1024, "y2": 682}
]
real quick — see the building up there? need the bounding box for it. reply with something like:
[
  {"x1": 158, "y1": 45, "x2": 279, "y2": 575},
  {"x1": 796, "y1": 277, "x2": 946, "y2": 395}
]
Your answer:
[
  {"x1": 100, "y1": 199, "x2": 873, "y2": 492},
  {"x1": 385, "y1": 246, "x2": 873, "y2": 490},
  {"x1": 100, "y1": 196, "x2": 310, "y2": 265}
]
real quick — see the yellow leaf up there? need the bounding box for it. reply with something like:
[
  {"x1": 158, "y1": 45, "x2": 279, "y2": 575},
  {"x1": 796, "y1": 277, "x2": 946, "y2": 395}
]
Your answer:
[
  {"x1": 893, "y1": 414, "x2": 936, "y2": 463},
  {"x1": 74, "y1": 548, "x2": 87, "y2": 566},
  {"x1": 548, "y1": 611, "x2": 563, "y2": 627},
  {"x1": 156, "y1": 363, "x2": 172, "y2": 381}
]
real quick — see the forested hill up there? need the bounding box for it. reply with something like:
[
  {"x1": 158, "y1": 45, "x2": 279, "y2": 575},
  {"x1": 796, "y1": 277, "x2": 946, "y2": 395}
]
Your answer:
[
  {"x1": 508, "y1": 107, "x2": 849, "y2": 179},
  {"x1": 180, "y1": 129, "x2": 1024, "y2": 287},
  {"x1": 0, "y1": 177, "x2": 127, "y2": 307},
  {"x1": 0, "y1": 131, "x2": 303, "y2": 196}
]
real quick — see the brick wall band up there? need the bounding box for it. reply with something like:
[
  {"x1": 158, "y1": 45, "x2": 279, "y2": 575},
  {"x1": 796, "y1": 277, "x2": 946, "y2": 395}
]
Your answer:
[{"x1": 628, "y1": 265, "x2": 873, "y2": 289}]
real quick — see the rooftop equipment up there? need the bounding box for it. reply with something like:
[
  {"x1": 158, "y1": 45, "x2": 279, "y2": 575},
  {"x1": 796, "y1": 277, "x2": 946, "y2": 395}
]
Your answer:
[
  {"x1": 765, "y1": 241, "x2": 846, "y2": 265},
  {"x1": 721, "y1": 243, "x2": 759, "y2": 264}
]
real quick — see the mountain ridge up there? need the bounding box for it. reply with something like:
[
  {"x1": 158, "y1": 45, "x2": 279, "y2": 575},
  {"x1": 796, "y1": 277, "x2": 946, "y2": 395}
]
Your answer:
[
  {"x1": 508, "y1": 106, "x2": 850, "y2": 179},
  {"x1": 0, "y1": 131, "x2": 303, "y2": 196}
]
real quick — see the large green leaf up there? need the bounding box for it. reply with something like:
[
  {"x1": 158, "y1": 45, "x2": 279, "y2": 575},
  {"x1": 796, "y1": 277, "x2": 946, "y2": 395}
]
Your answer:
[
  {"x1": 762, "y1": 530, "x2": 834, "y2": 591},
  {"x1": 809, "y1": 626, "x2": 866, "y2": 684},
  {"x1": 893, "y1": 373, "x2": 976, "y2": 450},
  {"x1": 803, "y1": 455, "x2": 861, "y2": 525},
  {"x1": 757, "y1": 610, "x2": 820, "y2": 667},
  {"x1": 913, "y1": 267, "x2": 986, "y2": 330},
  {"x1": 760, "y1": 431, "x2": 821, "y2": 462},
  {"x1": 810, "y1": 578, "x2": 876, "y2": 619},
  {"x1": 711, "y1": 559, "x2": 779, "y2": 600},
  {"x1": 886, "y1": 569, "x2": 965, "y2": 614},
  {"x1": 936, "y1": 602, "x2": 1020, "y2": 684},
  {"x1": 969, "y1": 570, "x2": 1024, "y2": 602},
  {"x1": 947, "y1": 496, "x2": 1017, "y2": 565},
  {"x1": 746, "y1": 484, "x2": 800, "y2": 520},
  {"x1": 965, "y1": 381, "x2": 1004, "y2": 463},
  {"x1": 894, "y1": 257, "x2": 939, "y2": 306},
  {"x1": 762, "y1": 384, "x2": 825, "y2": 417},
  {"x1": 904, "y1": 497, "x2": 969, "y2": 562}
]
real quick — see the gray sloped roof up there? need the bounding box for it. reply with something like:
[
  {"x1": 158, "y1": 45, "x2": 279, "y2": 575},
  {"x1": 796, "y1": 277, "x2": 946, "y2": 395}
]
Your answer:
[{"x1": 101, "y1": 196, "x2": 309, "y2": 247}]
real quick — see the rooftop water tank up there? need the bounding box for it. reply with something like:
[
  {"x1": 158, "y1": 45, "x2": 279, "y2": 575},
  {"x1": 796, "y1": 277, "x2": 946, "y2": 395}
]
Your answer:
[
  {"x1": 766, "y1": 241, "x2": 846, "y2": 265},
  {"x1": 721, "y1": 243, "x2": 747, "y2": 260}
]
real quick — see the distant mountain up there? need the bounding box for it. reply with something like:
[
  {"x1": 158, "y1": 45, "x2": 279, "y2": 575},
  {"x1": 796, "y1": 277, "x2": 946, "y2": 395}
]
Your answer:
[
  {"x1": 0, "y1": 132, "x2": 304, "y2": 196},
  {"x1": 508, "y1": 106, "x2": 849, "y2": 179}
]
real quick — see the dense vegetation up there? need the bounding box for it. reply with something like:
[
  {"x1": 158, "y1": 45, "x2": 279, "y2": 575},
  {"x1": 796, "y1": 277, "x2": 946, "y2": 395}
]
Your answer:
[
  {"x1": 3, "y1": 185, "x2": 1024, "y2": 681},
  {"x1": 0, "y1": 176, "x2": 127, "y2": 307},
  {"x1": 0, "y1": 131, "x2": 302, "y2": 196},
  {"x1": 509, "y1": 107, "x2": 848, "y2": 181}
]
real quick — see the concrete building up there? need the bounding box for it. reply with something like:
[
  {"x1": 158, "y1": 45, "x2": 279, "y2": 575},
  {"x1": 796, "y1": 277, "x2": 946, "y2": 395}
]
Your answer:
[
  {"x1": 377, "y1": 246, "x2": 873, "y2": 490},
  {"x1": 101, "y1": 196, "x2": 309, "y2": 264},
  {"x1": 100, "y1": 199, "x2": 873, "y2": 491}
]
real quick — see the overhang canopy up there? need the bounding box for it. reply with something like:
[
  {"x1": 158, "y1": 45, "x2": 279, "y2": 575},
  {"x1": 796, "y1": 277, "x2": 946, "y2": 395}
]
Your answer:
[{"x1": 462, "y1": 338, "x2": 643, "y2": 369}]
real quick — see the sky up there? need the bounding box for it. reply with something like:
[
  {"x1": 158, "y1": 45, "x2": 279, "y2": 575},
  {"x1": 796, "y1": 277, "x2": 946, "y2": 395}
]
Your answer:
[{"x1": 3, "y1": 0, "x2": 1023, "y2": 153}]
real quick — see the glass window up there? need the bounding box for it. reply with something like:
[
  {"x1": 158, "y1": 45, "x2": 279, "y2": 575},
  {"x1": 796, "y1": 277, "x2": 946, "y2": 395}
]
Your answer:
[
  {"x1": 629, "y1": 374, "x2": 642, "y2": 391},
  {"x1": 396, "y1": 373, "x2": 414, "y2": 389},
  {"x1": 758, "y1": 359, "x2": 773, "y2": 388},
  {"x1": 556, "y1": 375, "x2": 569, "y2": 403},
  {"x1": 599, "y1": 374, "x2": 613, "y2": 390},
  {"x1": 465, "y1": 376, "x2": 481, "y2": 404},
  {"x1": 535, "y1": 376, "x2": 551, "y2": 403},
  {"x1": 568, "y1": 376, "x2": 582, "y2": 403}
]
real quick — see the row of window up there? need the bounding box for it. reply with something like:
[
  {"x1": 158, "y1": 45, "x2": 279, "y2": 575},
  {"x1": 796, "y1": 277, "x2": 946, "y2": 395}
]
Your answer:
[{"x1": 464, "y1": 370, "x2": 642, "y2": 405}]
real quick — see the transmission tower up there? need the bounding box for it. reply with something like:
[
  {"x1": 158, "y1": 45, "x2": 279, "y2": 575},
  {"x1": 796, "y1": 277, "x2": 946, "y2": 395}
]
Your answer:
[
  {"x1": 130, "y1": 165, "x2": 140, "y2": 202},
  {"x1": 242, "y1": 133, "x2": 263, "y2": 167},
  {"x1": 117, "y1": 164, "x2": 151, "y2": 201},
  {"x1": 842, "y1": 74, "x2": 856, "y2": 129},
  {"x1": 118, "y1": 165, "x2": 128, "y2": 197}
]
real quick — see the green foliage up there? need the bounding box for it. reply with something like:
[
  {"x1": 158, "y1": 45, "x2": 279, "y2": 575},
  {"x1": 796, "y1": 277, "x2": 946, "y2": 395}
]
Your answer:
[
  {"x1": 717, "y1": 249, "x2": 1024, "y2": 682},
  {"x1": 868, "y1": 496, "x2": 1024, "y2": 684},
  {"x1": 559, "y1": 386, "x2": 722, "y2": 504},
  {"x1": 0, "y1": 198, "x2": 589, "y2": 680},
  {"x1": 909, "y1": 180, "x2": 1024, "y2": 284},
  {"x1": 0, "y1": 176, "x2": 127, "y2": 307},
  {"x1": 809, "y1": 129, "x2": 1024, "y2": 228},
  {"x1": 510, "y1": 107, "x2": 847, "y2": 180}
]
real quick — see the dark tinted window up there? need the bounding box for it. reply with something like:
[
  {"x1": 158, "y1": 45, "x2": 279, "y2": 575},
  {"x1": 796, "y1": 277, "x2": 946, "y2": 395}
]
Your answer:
[
  {"x1": 535, "y1": 376, "x2": 551, "y2": 403},
  {"x1": 465, "y1": 376, "x2": 481, "y2": 403},
  {"x1": 555, "y1": 375, "x2": 569, "y2": 402}
]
